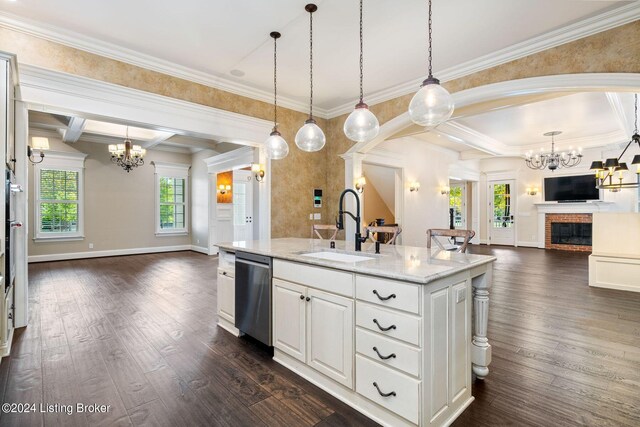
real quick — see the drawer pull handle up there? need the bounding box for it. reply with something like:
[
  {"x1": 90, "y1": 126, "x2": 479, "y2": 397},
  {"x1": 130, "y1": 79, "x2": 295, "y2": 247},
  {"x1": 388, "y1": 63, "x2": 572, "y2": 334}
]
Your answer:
[
  {"x1": 373, "y1": 290, "x2": 396, "y2": 301},
  {"x1": 373, "y1": 382, "x2": 396, "y2": 397},
  {"x1": 373, "y1": 346, "x2": 396, "y2": 360},
  {"x1": 373, "y1": 319, "x2": 396, "y2": 332}
]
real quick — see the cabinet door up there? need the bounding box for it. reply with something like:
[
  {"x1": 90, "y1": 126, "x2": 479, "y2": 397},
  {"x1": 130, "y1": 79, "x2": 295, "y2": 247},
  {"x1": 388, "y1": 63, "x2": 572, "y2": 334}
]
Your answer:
[
  {"x1": 217, "y1": 269, "x2": 235, "y2": 323},
  {"x1": 307, "y1": 288, "x2": 354, "y2": 388},
  {"x1": 273, "y1": 279, "x2": 306, "y2": 363}
]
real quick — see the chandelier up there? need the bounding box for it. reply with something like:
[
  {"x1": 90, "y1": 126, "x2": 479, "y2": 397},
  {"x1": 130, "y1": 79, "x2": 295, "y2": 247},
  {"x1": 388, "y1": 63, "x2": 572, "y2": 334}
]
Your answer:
[
  {"x1": 591, "y1": 94, "x2": 640, "y2": 191},
  {"x1": 524, "y1": 131, "x2": 582, "y2": 171},
  {"x1": 108, "y1": 127, "x2": 146, "y2": 172}
]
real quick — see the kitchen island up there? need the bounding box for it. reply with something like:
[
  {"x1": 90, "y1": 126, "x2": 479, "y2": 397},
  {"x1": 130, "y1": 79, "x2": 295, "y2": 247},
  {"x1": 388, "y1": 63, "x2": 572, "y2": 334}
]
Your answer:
[{"x1": 216, "y1": 238, "x2": 495, "y2": 427}]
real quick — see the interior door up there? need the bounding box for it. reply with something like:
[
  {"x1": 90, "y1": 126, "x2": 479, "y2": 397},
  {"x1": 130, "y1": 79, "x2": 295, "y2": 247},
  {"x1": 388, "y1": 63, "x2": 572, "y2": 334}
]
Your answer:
[
  {"x1": 489, "y1": 180, "x2": 515, "y2": 246},
  {"x1": 233, "y1": 170, "x2": 253, "y2": 242}
]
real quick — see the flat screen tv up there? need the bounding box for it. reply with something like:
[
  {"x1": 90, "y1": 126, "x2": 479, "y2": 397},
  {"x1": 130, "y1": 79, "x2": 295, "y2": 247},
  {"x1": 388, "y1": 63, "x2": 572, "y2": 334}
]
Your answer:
[{"x1": 544, "y1": 174, "x2": 600, "y2": 202}]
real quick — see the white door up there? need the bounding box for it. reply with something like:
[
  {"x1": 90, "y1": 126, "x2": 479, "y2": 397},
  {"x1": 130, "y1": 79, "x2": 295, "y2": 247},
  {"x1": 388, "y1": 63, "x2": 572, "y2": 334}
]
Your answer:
[
  {"x1": 306, "y1": 288, "x2": 354, "y2": 388},
  {"x1": 489, "y1": 180, "x2": 515, "y2": 246},
  {"x1": 233, "y1": 170, "x2": 253, "y2": 242},
  {"x1": 273, "y1": 279, "x2": 306, "y2": 363},
  {"x1": 216, "y1": 269, "x2": 235, "y2": 324}
]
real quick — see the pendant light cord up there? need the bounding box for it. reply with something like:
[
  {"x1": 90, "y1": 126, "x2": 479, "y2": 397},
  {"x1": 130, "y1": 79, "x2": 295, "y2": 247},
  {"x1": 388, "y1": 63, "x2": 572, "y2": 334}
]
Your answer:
[
  {"x1": 309, "y1": 8, "x2": 314, "y2": 119},
  {"x1": 359, "y1": 0, "x2": 364, "y2": 103},
  {"x1": 427, "y1": 0, "x2": 433, "y2": 78},
  {"x1": 273, "y1": 35, "x2": 278, "y2": 129},
  {"x1": 635, "y1": 93, "x2": 638, "y2": 134}
]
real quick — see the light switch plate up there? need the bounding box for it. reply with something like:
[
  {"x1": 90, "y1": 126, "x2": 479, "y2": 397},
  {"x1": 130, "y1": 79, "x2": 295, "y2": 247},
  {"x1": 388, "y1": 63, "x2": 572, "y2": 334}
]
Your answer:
[{"x1": 313, "y1": 213, "x2": 321, "y2": 220}]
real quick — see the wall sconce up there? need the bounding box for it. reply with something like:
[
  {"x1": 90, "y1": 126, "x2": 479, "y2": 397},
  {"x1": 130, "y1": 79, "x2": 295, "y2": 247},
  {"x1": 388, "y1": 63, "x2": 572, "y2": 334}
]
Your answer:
[
  {"x1": 28, "y1": 136, "x2": 50, "y2": 164},
  {"x1": 218, "y1": 184, "x2": 231, "y2": 195},
  {"x1": 441, "y1": 186, "x2": 450, "y2": 195},
  {"x1": 409, "y1": 181, "x2": 421, "y2": 192},
  {"x1": 526, "y1": 186, "x2": 539, "y2": 196},
  {"x1": 251, "y1": 163, "x2": 265, "y2": 182},
  {"x1": 355, "y1": 176, "x2": 366, "y2": 193}
]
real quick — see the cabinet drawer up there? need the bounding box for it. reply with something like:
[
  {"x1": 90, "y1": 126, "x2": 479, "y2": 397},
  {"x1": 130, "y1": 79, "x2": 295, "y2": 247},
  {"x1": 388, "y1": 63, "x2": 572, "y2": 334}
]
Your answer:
[
  {"x1": 356, "y1": 302, "x2": 420, "y2": 346},
  {"x1": 356, "y1": 354, "x2": 420, "y2": 424},
  {"x1": 356, "y1": 328, "x2": 420, "y2": 378},
  {"x1": 219, "y1": 251, "x2": 235, "y2": 271},
  {"x1": 273, "y1": 260, "x2": 353, "y2": 298},
  {"x1": 356, "y1": 275, "x2": 420, "y2": 314}
]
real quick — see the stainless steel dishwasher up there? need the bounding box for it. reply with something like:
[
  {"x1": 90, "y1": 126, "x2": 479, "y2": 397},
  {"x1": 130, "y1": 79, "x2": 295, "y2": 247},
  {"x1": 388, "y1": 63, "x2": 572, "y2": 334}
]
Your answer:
[{"x1": 235, "y1": 251, "x2": 272, "y2": 346}]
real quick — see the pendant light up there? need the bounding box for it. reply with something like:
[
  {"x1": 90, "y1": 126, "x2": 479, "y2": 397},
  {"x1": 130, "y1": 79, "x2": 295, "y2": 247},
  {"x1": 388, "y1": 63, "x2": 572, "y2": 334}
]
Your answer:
[
  {"x1": 265, "y1": 31, "x2": 289, "y2": 160},
  {"x1": 295, "y1": 4, "x2": 326, "y2": 152},
  {"x1": 343, "y1": 0, "x2": 379, "y2": 143},
  {"x1": 408, "y1": 0, "x2": 454, "y2": 128}
]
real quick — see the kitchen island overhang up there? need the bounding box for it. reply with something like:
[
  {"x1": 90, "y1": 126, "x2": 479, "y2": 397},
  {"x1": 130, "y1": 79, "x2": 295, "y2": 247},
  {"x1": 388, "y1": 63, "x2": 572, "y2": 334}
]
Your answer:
[{"x1": 216, "y1": 238, "x2": 495, "y2": 427}]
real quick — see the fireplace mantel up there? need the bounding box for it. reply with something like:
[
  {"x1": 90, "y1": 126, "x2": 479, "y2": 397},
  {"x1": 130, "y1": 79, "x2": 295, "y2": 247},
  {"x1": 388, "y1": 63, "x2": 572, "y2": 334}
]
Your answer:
[{"x1": 535, "y1": 202, "x2": 614, "y2": 248}]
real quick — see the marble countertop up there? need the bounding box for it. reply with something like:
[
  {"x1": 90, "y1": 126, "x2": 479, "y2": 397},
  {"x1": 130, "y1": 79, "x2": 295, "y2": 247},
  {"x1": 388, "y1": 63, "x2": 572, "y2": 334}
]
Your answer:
[{"x1": 216, "y1": 238, "x2": 495, "y2": 284}]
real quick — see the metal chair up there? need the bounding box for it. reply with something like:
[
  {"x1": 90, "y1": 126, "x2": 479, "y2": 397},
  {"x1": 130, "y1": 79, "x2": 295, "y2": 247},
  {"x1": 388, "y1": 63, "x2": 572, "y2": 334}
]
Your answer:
[
  {"x1": 311, "y1": 224, "x2": 338, "y2": 240},
  {"x1": 364, "y1": 225, "x2": 402, "y2": 245},
  {"x1": 426, "y1": 229, "x2": 475, "y2": 253}
]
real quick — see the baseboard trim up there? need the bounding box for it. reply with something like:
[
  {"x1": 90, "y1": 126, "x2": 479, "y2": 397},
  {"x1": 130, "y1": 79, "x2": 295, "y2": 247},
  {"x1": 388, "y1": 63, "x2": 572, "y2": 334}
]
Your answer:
[
  {"x1": 516, "y1": 241, "x2": 539, "y2": 248},
  {"x1": 28, "y1": 245, "x2": 193, "y2": 263},
  {"x1": 190, "y1": 245, "x2": 209, "y2": 255}
]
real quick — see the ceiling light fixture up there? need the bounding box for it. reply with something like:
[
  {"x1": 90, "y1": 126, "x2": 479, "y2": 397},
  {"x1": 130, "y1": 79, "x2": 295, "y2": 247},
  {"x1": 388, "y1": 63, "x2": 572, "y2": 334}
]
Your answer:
[
  {"x1": 408, "y1": 0, "x2": 454, "y2": 128},
  {"x1": 295, "y1": 4, "x2": 326, "y2": 153},
  {"x1": 265, "y1": 31, "x2": 289, "y2": 160},
  {"x1": 524, "y1": 131, "x2": 582, "y2": 171},
  {"x1": 108, "y1": 126, "x2": 146, "y2": 172},
  {"x1": 592, "y1": 93, "x2": 640, "y2": 191},
  {"x1": 343, "y1": 0, "x2": 379, "y2": 143}
]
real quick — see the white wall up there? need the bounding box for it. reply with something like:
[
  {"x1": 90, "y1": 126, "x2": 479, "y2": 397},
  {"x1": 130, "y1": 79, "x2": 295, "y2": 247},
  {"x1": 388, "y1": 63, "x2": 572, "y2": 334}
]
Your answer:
[
  {"x1": 374, "y1": 137, "x2": 459, "y2": 247},
  {"x1": 190, "y1": 149, "x2": 218, "y2": 252}
]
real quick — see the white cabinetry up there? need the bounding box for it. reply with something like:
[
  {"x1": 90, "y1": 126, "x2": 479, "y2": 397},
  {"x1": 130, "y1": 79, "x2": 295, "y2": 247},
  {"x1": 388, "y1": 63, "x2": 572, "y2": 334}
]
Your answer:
[
  {"x1": 216, "y1": 250, "x2": 239, "y2": 336},
  {"x1": 273, "y1": 275, "x2": 354, "y2": 388},
  {"x1": 272, "y1": 258, "x2": 479, "y2": 427}
]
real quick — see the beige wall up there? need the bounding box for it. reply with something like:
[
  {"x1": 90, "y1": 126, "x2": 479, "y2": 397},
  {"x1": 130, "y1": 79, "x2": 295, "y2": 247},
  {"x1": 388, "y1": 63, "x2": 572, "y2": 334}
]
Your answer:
[
  {"x1": 3, "y1": 21, "x2": 638, "y2": 244},
  {"x1": 28, "y1": 136, "x2": 192, "y2": 257},
  {"x1": 363, "y1": 175, "x2": 394, "y2": 225}
]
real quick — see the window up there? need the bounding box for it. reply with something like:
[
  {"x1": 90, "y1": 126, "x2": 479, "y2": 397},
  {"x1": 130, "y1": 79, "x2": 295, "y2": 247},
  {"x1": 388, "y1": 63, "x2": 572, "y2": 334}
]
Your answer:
[
  {"x1": 34, "y1": 152, "x2": 87, "y2": 241},
  {"x1": 154, "y1": 162, "x2": 190, "y2": 235},
  {"x1": 449, "y1": 185, "x2": 465, "y2": 229}
]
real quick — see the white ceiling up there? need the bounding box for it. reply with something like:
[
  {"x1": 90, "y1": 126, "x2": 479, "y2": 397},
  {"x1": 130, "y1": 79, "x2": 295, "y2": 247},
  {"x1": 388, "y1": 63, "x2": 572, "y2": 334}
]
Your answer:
[
  {"x1": 28, "y1": 112, "x2": 241, "y2": 154},
  {"x1": 0, "y1": 0, "x2": 636, "y2": 116},
  {"x1": 390, "y1": 92, "x2": 637, "y2": 158}
]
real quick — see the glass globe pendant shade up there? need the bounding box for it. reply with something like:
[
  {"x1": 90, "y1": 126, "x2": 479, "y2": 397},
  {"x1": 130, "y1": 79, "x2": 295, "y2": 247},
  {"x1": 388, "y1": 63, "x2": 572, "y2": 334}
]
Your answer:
[
  {"x1": 408, "y1": 78, "x2": 454, "y2": 127},
  {"x1": 265, "y1": 129, "x2": 289, "y2": 160},
  {"x1": 295, "y1": 118, "x2": 326, "y2": 152},
  {"x1": 344, "y1": 102, "x2": 380, "y2": 143}
]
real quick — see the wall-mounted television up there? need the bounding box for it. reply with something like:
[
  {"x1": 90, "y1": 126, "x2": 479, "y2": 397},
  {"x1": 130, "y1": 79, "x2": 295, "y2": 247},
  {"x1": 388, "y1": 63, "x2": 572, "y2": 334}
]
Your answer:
[{"x1": 544, "y1": 174, "x2": 600, "y2": 202}]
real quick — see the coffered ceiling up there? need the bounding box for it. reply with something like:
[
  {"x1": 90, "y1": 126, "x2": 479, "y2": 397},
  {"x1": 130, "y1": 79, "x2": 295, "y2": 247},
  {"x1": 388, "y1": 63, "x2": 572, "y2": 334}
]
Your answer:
[
  {"x1": 389, "y1": 92, "x2": 637, "y2": 159},
  {"x1": 0, "y1": 0, "x2": 637, "y2": 117}
]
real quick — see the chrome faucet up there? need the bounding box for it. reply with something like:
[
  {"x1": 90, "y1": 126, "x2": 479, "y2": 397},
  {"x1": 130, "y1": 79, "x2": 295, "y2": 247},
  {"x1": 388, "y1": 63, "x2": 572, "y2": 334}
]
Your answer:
[{"x1": 336, "y1": 188, "x2": 367, "y2": 251}]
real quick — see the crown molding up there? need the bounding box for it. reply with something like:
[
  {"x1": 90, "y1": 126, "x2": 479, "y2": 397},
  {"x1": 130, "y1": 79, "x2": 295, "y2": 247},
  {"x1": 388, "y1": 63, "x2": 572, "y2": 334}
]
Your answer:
[
  {"x1": 0, "y1": 11, "x2": 318, "y2": 117},
  {"x1": 325, "y1": 3, "x2": 640, "y2": 118},
  {"x1": 2, "y1": 4, "x2": 637, "y2": 120}
]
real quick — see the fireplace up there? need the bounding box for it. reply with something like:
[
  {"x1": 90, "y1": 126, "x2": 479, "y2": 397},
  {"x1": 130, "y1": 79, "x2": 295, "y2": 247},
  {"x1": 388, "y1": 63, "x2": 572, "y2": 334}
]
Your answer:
[
  {"x1": 545, "y1": 213, "x2": 593, "y2": 252},
  {"x1": 551, "y1": 223, "x2": 592, "y2": 246}
]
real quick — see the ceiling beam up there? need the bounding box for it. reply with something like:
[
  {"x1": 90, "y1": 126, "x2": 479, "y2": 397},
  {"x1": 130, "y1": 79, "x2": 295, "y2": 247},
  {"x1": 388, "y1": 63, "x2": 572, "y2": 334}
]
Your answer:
[
  {"x1": 142, "y1": 133, "x2": 175, "y2": 149},
  {"x1": 62, "y1": 117, "x2": 86, "y2": 143}
]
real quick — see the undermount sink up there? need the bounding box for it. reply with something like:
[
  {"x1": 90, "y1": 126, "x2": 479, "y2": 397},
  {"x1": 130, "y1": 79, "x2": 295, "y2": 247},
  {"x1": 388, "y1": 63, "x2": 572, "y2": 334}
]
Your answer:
[{"x1": 300, "y1": 251, "x2": 375, "y2": 263}]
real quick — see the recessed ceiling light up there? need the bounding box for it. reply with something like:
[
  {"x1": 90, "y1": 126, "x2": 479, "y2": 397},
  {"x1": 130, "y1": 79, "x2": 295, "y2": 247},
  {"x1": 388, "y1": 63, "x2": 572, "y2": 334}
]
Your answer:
[{"x1": 230, "y1": 69, "x2": 245, "y2": 77}]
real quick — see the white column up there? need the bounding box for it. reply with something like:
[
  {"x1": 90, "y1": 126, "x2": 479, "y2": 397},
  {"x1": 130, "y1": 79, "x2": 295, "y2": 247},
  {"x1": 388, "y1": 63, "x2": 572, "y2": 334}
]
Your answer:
[{"x1": 472, "y1": 266, "x2": 492, "y2": 379}]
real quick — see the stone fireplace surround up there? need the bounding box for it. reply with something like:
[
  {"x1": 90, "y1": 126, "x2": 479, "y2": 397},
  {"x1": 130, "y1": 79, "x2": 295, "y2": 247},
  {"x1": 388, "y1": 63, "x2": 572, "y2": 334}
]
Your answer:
[{"x1": 535, "y1": 202, "x2": 613, "y2": 251}]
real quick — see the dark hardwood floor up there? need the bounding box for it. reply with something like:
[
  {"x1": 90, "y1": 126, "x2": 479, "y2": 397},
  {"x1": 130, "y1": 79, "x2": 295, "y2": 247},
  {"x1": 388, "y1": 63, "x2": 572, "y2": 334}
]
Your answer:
[{"x1": 0, "y1": 246, "x2": 638, "y2": 426}]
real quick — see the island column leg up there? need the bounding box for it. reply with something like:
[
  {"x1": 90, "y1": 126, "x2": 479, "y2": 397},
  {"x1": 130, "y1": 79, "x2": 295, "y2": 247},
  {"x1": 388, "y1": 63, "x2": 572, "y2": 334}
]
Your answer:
[{"x1": 472, "y1": 267, "x2": 492, "y2": 380}]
